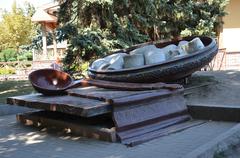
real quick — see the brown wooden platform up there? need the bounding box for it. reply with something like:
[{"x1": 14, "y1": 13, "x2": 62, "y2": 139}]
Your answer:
[
  {"x1": 7, "y1": 87, "x2": 183, "y2": 117},
  {"x1": 7, "y1": 93, "x2": 110, "y2": 117},
  {"x1": 16, "y1": 110, "x2": 205, "y2": 144},
  {"x1": 8, "y1": 86, "x2": 192, "y2": 146}
]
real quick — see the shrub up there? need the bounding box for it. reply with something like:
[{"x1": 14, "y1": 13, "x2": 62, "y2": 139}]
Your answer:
[
  {"x1": 0, "y1": 49, "x2": 17, "y2": 62},
  {"x1": 24, "y1": 51, "x2": 33, "y2": 61},
  {"x1": 18, "y1": 51, "x2": 33, "y2": 61},
  {"x1": 0, "y1": 67, "x2": 16, "y2": 75},
  {"x1": 0, "y1": 49, "x2": 33, "y2": 62}
]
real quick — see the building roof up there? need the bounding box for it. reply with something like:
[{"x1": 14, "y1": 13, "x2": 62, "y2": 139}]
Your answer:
[
  {"x1": 31, "y1": 1, "x2": 59, "y2": 23},
  {"x1": 31, "y1": 9, "x2": 57, "y2": 22}
]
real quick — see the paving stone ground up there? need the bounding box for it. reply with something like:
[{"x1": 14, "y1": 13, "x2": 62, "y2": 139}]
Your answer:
[
  {"x1": 0, "y1": 114, "x2": 237, "y2": 158},
  {"x1": 0, "y1": 104, "x2": 33, "y2": 116}
]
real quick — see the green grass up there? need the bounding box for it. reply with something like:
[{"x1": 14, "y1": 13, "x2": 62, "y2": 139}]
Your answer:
[{"x1": 0, "y1": 80, "x2": 35, "y2": 104}]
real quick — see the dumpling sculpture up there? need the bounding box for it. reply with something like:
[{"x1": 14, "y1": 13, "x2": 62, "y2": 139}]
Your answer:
[
  {"x1": 159, "y1": 44, "x2": 188, "y2": 60},
  {"x1": 178, "y1": 40, "x2": 189, "y2": 47},
  {"x1": 173, "y1": 41, "x2": 189, "y2": 57},
  {"x1": 123, "y1": 54, "x2": 145, "y2": 68},
  {"x1": 91, "y1": 53, "x2": 127, "y2": 70},
  {"x1": 91, "y1": 37, "x2": 206, "y2": 70},
  {"x1": 130, "y1": 45, "x2": 157, "y2": 55},
  {"x1": 90, "y1": 58, "x2": 109, "y2": 70},
  {"x1": 180, "y1": 37, "x2": 205, "y2": 54},
  {"x1": 161, "y1": 44, "x2": 178, "y2": 59},
  {"x1": 104, "y1": 53, "x2": 127, "y2": 70},
  {"x1": 144, "y1": 48, "x2": 166, "y2": 65},
  {"x1": 129, "y1": 44, "x2": 167, "y2": 65}
]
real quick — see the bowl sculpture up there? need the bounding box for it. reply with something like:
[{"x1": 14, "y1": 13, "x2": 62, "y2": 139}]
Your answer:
[
  {"x1": 29, "y1": 69, "x2": 74, "y2": 95},
  {"x1": 88, "y1": 36, "x2": 218, "y2": 83}
]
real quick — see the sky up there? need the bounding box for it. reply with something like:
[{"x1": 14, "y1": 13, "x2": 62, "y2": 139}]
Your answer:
[{"x1": 0, "y1": 0, "x2": 54, "y2": 11}]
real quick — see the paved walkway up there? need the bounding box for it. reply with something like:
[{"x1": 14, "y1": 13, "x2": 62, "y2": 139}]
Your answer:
[
  {"x1": 0, "y1": 114, "x2": 236, "y2": 158},
  {"x1": 0, "y1": 104, "x2": 32, "y2": 116}
]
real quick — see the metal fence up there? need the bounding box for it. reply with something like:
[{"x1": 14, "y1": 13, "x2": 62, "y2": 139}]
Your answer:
[
  {"x1": 0, "y1": 60, "x2": 55, "y2": 81},
  {"x1": 0, "y1": 61, "x2": 32, "y2": 81}
]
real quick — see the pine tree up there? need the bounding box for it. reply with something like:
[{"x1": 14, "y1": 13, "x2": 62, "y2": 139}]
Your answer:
[{"x1": 57, "y1": 0, "x2": 229, "y2": 71}]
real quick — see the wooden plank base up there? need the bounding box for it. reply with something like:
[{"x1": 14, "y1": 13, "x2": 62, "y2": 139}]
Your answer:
[
  {"x1": 121, "y1": 119, "x2": 207, "y2": 146},
  {"x1": 9, "y1": 86, "x2": 198, "y2": 145},
  {"x1": 16, "y1": 111, "x2": 117, "y2": 142},
  {"x1": 16, "y1": 111, "x2": 206, "y2": 146}
]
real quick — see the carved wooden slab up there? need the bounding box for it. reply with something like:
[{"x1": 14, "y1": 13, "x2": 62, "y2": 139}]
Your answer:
[
  {"x1": 67, "y1": 86, "x2": 157, "y2": 102},
  {"x1": 111, "y1": 88, "x2": 191, "y2": 146},
  {"x1": 7, "y1": 94, "x2": 110, "y2": 117}
]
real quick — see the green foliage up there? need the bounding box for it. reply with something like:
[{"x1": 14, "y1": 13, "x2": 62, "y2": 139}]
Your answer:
[
  {"x1": 81, "y1": 62, "x2": 89, "y2": 77},
  {"x1": 0, "y1": 49, "x2": 17, "y2": 62},
  {"x1": 30, "y1": 29, "x2": 54, "y2": 50},
  {"x1": 23, "y1": 51, "x2": 33, "y2": 61},
  {"x1": 0, "y1": 1, "x2": 36, "y2": 51},
  {"x1": 180, "y1": 0, "x2": 229, "y2": 37},
  {"x1": 57, "y1": 0, "x2": 229, "y2": 71},
  {"x1": 0, "y1": 49, "x2": 33, "y2": 62},
  {"x1": 0, "y1": 67, "x2": 15, "y2": 75},
  {"x1": 18, "y1": 51, "x2": 33, "y2": 61}
]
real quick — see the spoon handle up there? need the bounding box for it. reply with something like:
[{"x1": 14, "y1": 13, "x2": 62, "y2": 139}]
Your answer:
[{"x1": 69, "y1": 79, "x2": 183, "y2": 91}]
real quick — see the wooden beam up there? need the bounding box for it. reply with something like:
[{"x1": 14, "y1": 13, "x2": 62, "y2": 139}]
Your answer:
[
  {"x1": 41, "y1": 23, "x2": 47, "y2": 59},
  {"x1": 17, "y1": 111, "x2": 117, "y2": 142},
  {"x1": 52, "y1": 30, "x2": 57, "y2": 59},
  {"x1": 7, "y1": 94, "x2": 111, "y2": 117}
]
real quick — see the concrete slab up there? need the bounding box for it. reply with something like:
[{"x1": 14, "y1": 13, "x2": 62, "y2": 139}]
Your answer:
[
  {"x1": 0, "y1": 114, "x2": 237, "y2": 158},
  {"x1": 186, "y1": 70, "x2": 240, "y2": 107}
]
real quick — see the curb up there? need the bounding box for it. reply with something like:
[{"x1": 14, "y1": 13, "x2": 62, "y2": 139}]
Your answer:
[{"x1": 188, "y1": 103, "x2": 240, "y2": 122}]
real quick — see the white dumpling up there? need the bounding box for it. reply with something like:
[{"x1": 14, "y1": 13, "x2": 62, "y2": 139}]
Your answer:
[
  {"x1": 180, "y1": 37, "x2": 205, "y2": 54},
  {"x1": 178, "y1": 41, "x2": 188, "y2": 47},
  {"x1": 144, "y1": 48, "x2": 166, "y2": 65},
  {"x1": 91, "y1": 58, "x2": 110, "y2": 70},
  {"x1": 107, "y1": 55, "x2": 125, "y2": 70},
  {"x1": 123, "y1": 54, "x2": 145, "y2": 68},
  {"x1": 172, "y1": 49, "x2": 188, "y2": 58},
  {"x1": 160, "y1": 44, "x2": 178, "y2": 59},
  {"x1": 130, "y1": 45, "x2": 157, "y2": 55},
  {"x1": 103, "y1": 53, "x2": 126, "y2": 62}
]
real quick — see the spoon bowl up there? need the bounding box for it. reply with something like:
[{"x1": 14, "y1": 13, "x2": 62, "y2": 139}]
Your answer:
[{"x1": 29, "y1": 69, "x2": 74, "y2": 95}]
